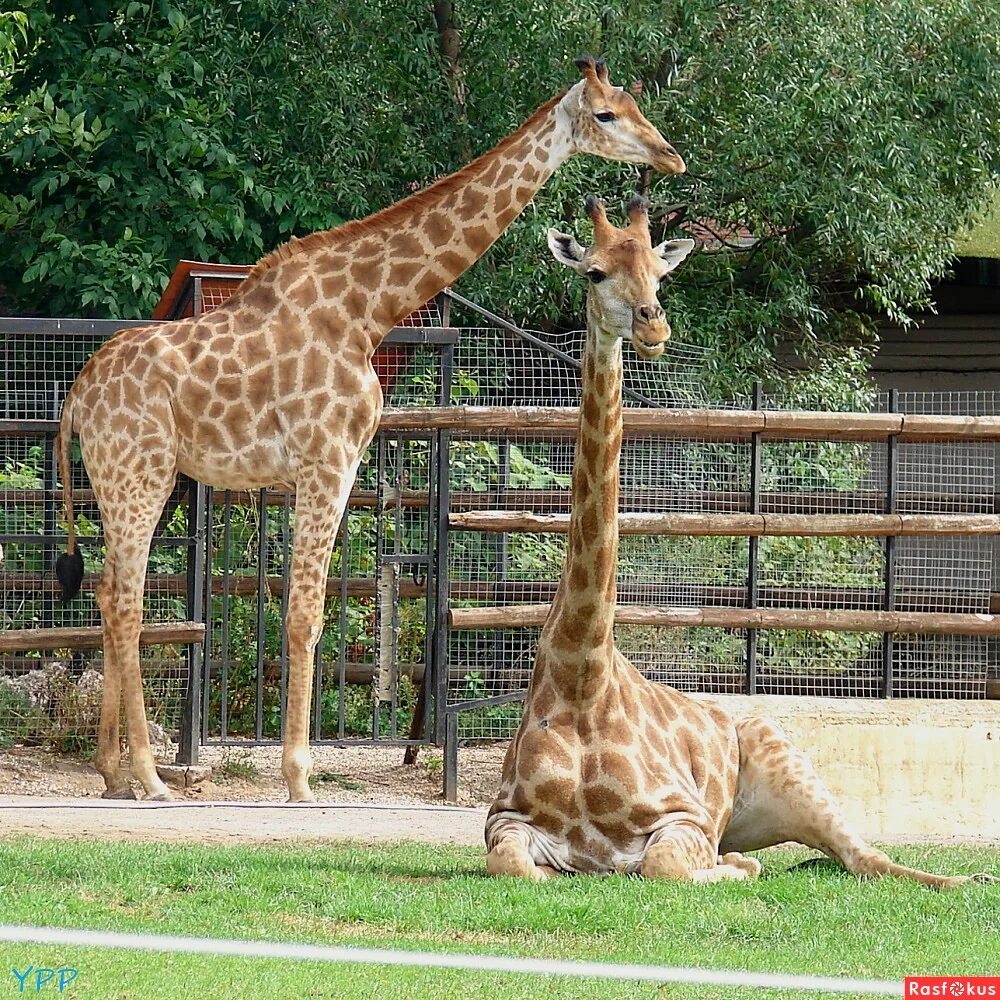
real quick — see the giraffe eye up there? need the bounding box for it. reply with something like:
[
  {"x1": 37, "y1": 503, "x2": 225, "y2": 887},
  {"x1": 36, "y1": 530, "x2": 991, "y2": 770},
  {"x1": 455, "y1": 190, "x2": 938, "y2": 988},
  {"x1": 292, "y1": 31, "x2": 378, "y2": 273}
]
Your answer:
[
  {"x1": 594, "y1": 111, "x2": 617, "y2": 123},
  {"x1": 586, "y1": 269, "x2": 607, "y2": 284}
]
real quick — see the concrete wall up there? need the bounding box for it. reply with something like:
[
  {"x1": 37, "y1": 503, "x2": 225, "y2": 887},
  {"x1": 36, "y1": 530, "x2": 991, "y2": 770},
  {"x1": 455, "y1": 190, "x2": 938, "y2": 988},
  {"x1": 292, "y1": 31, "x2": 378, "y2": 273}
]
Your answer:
[{"x1": 697, "y1": 694, "x2": 999, "y2": 843}]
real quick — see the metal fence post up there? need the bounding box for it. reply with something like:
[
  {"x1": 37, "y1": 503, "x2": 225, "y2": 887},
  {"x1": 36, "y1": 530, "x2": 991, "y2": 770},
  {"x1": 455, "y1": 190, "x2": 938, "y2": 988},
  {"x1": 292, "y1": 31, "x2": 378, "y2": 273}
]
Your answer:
[
  {"x1": 882, "y1": 389, "x2": 899, "y2": 698},
  {"x1": 42, "y1": 385, "x2": 60, "y2": 630},
  {"x1": 746, "y1": 381, "x2": 763, "y2": 694},
  {"x1": 201, "y1": 486, "x2": 215, "y2": 747},
  {"x1": 432, "y1": 343, "x2": 455, "y2": 746},
  {"x1": 255, "y1": 491, "x2": 269, "y2": 741},
  {"x1": 443, "y1": 710, "x2": 459, "y2": 803},
  {"x1": 178, "y1": 477, "x2": 206, "y2": 764}
]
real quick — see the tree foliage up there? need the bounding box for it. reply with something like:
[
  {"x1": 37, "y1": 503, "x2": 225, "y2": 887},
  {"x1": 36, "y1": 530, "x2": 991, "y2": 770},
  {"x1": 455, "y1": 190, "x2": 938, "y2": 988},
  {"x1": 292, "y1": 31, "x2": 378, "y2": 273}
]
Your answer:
[{"x1": 2, "y1": 0, "x2": 1000, "y2": 393}]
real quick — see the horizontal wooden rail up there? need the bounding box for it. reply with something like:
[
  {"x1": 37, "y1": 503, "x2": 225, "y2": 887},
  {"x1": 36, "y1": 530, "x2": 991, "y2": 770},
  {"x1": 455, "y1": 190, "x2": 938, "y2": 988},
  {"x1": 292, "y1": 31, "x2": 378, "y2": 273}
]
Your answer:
[
  {"x1": 0, "y1": 621, "x2": 205, "y2": 652},
  {"x1": 10, "y1": 405, "x2": 1000, "y2": 443},
  {"x1": 378, "y1": 405, "x2": 1000, "y2": 442},
  {"x1": 0, "y1": 487, "x2": 432, "y2": 510},
  {"x1": 449, "y1": 581, "x2": 1000, "y2": 614},
  {"x1": 450, "y1": 511, "x2": 1000, "y2": 537},
  {"x1": 449, "y1": 604, "x2": 1000, "y2": 635},
  {"x1": 8, "y1": 574, "x2": 425, "y2": 600},
  {"x1": 8, "y1": 484, "x2": 995, "y2": 517},
  {"x1": 5, "y1": 573, "x2": 995, "y2": 612},
  {"x1": 448, "y1": 488, "x2": 999, "y2": 515}
]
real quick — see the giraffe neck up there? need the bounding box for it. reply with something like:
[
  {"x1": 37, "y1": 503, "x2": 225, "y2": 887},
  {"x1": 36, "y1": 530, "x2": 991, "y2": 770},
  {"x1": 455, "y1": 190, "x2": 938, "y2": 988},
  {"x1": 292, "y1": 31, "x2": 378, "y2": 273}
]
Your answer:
[
  {"x1": 240, "y1": 85, "x2": 583, "y2": 353},
  {"x1": 540, "y1": 309, "x2": 623, "y2": 695}
]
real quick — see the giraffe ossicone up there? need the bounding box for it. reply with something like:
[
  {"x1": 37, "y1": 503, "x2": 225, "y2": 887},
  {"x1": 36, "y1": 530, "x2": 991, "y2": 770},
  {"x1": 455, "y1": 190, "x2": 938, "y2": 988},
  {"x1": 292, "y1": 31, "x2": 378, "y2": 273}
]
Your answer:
[
  {"x1": 485, "y1": 197, "x2": 992, "y2": 891},
  {"x1": 53, "y1": 58, "x2": 685, "y2": 802}
]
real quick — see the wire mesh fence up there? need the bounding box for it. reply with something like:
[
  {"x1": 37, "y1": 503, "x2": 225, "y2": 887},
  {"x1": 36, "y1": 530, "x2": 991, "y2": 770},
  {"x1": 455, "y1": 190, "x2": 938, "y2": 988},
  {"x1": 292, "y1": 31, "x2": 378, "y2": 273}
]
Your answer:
[
  {"x1": 443, "y1": 314, "x2": 999, "y2": 740},
  {"x1": 0, "y1": 315, "x2": 449, "y2": 754},
  {"x1": 1, "y1": 296, "x2": 998, "y2": 756},
  {"x1": 200, "y1": 429, "x2": 437, "y2": 747}
]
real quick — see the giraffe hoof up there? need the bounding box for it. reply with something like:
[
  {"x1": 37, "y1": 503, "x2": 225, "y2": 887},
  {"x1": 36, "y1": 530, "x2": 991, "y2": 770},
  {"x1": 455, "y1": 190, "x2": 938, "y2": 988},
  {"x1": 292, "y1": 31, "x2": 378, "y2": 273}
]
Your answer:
[
  {"x1": 287, "y1": 791, "x2": 317, "y2": 804},
  {"x1": 956, "y1": 873, "x2": 998, "y2": 888},
  {"x1": 486, "y1": 842, "x2": 547, "y2": 880},
  {"x1": 101, "y1": 786, "x2": 137, "y2": 800},
  {"x1": 722, "y1": 852, "x2": 762, "y2": 878}
]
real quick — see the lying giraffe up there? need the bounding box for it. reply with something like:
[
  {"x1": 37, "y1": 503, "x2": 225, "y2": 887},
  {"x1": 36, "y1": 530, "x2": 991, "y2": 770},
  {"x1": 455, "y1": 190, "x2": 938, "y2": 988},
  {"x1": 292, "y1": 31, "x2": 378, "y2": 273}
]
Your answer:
[
  {"x1": 485, "y1": 197, "x2": 992, "y2": 890},
  {"x1": 54, "y1": 57, "x2": 685, "y2": 802}
]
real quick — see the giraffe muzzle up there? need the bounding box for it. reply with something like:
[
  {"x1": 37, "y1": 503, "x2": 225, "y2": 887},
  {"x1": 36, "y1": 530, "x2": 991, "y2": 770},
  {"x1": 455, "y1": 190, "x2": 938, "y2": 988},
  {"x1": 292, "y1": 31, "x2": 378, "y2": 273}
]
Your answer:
[
  {"x1": 630, "y1": 323, "x2": 670, "y2": 360},
  {"x1": 651, "y1": 144, "x2": 686, "y2": 175}
]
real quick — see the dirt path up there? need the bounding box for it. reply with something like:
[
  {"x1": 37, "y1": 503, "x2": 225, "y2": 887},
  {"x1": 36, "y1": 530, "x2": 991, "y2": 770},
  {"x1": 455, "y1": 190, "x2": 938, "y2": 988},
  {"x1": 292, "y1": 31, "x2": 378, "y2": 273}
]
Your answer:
[
  {"x1": 0, "y1": 744, "x2": 506, "y2": 807},
  {"x1": 0, "y1": 797, "x2": 487, "y2": 845},
  {"x1": 0, "y1": 743, "x2": 505, "y2": 845}
]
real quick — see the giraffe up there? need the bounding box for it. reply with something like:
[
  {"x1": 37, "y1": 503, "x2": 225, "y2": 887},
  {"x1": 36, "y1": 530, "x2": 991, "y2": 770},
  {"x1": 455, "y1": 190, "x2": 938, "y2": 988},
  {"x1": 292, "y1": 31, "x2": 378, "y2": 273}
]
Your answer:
[
  {"x1": 484, "y1": 196, "x2": 992, "y2": 890},
  {"x1": 52, "y1": 57, "x2": 684, "y2": 803}
]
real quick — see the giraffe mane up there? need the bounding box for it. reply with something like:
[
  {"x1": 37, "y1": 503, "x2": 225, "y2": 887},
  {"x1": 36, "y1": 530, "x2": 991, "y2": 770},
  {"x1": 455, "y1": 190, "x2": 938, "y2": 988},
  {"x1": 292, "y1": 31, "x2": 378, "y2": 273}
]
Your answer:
[{"x1": 243, "y1": 92, "x2": 567, "y2": 284}]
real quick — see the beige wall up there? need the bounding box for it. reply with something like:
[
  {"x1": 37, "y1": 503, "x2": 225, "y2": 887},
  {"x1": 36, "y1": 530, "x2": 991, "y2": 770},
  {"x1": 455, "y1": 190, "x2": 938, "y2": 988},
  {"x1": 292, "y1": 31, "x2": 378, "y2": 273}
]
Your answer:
[{"x1": 696, "y1": 695, "x2": 1000, "y2": 843}]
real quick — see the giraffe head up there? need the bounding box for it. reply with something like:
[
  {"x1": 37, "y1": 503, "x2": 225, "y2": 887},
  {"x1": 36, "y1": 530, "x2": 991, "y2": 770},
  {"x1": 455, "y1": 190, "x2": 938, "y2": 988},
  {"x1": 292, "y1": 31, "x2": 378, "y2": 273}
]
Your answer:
[
  {"x1": 547, "y1": 195, "x2": 694, "y2": 359},
  {"x1": 568, "y1": 57, "x2": 685, "y2": 174}
]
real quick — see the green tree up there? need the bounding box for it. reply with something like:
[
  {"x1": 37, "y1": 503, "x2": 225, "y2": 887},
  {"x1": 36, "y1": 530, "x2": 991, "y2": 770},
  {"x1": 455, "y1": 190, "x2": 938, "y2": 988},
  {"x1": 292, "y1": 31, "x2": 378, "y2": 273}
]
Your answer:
[{"x1": 1, "y1": 0, "x2": 999, "y2": 397}]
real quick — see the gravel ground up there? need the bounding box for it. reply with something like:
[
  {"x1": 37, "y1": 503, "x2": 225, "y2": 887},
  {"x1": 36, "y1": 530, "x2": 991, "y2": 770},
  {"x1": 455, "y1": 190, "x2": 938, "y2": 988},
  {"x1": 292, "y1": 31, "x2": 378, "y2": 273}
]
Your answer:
[{"x1": 0, "y1": 743, "x2": 506, "y2": 807}]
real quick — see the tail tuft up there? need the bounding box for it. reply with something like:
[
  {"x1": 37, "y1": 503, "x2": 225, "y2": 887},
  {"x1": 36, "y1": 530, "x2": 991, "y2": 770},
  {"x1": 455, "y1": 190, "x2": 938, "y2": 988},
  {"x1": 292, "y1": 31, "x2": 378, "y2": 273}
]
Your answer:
[{"x1": 55, "y1": 550, "x2": 85, "y2": 603}]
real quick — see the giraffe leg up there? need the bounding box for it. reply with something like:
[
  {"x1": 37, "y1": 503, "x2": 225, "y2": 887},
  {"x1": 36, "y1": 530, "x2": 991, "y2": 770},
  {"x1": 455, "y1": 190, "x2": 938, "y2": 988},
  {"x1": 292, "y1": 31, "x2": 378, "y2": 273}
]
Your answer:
[
  {"x1": 721, "y1": 718, "x2": 993, "y2": 891},
  {"x1": 281, "y1": 469, "x2": 351, "y2": 802},
  {"x1": 485, "y1": 821, "x2": 559, "y2": 880},
  {"x1": 93, "y1": 571, "x2": 130, "y2": 798},
  {"x1": 93, "y1": 478, "x2": 176, "y2": 800},
  {"x1": 640, "y1": 822, "x2": 760, "y2": 882}
]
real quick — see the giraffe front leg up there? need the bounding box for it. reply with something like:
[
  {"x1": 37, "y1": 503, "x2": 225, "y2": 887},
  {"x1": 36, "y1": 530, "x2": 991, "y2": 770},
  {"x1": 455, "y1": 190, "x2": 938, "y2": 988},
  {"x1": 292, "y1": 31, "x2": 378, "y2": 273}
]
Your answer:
[
  {"x1": 282, "y1": 608, "x2": 321, "y2": 804},
  {"x1": 691, "y1": 853, "x2": 763, "y2": 883},
  {"x1": 485, "y1": 820, "x2": 559, "y2": 880},
  {"x1": 640, "y1": 823, "x2": 758, "y2": 882},
  {"x1": 282, "y1": 470, "x2": 350, "y2": 803},
  {"x1": 282, "y1": 585, "x2": 323, "y2": 804}
]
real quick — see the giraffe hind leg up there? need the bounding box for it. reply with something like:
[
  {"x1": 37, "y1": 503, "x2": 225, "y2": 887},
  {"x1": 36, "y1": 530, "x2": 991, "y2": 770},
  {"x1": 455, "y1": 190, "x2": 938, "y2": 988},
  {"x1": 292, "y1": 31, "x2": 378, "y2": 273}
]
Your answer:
[
  {"x1": 721, "y1": 717, "x2": 991, "y2": 891},
  {"x1": 93, "y1": 474, "x2": 176, "y2": 800},
  {"x1": 93, "y1": 563, "x2": 131, "y2": 798}
]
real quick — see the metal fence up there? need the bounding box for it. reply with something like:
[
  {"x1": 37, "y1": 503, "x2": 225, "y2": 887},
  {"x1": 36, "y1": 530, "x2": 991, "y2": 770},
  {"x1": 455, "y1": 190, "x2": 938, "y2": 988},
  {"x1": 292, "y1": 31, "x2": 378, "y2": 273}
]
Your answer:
[
  {"x1": 1, "y1": 299, "x2": 997, "y2": 794},
  {"x1": 0, "y1": 314, "x2": 456, "y2": 761}
]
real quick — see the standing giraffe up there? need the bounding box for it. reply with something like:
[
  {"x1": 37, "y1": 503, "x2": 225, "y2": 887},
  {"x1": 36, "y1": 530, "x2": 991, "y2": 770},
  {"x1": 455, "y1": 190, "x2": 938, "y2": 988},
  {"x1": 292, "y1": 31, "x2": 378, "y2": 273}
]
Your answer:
[
  {"x1": 53, "y1": 58, "x2": 684, "y2": 802},
  {"x1": 485, "y1": 197, "x2": 990, "y2": 890}
]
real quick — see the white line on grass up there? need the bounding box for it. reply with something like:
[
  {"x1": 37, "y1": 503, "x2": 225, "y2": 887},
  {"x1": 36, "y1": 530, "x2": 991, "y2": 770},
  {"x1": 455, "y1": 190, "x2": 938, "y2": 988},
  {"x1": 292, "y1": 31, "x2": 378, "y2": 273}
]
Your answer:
[{"x1": 0, "y1": 925, "x2": 902, "y2": 995}]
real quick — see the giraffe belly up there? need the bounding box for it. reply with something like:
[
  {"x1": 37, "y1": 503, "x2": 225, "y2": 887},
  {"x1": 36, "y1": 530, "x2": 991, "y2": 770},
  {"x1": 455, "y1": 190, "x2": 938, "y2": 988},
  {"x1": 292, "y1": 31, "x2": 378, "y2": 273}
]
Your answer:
[{"x1": 176, "y1": 445, "x2": 292, "y2": 492}]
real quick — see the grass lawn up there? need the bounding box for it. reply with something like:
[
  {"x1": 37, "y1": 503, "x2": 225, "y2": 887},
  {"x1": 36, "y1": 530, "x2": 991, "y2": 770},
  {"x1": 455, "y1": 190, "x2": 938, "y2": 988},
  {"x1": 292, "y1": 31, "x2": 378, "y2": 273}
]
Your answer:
[{"x1": 0, "y1": 838, "x2": 996, "y2": 999}]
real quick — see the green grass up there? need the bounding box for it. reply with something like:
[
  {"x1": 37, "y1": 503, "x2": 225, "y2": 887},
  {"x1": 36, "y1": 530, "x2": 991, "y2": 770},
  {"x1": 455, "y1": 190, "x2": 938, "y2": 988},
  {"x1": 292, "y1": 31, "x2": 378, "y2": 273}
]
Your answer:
[
  {"x1": 216, "y1": 749, "x2": 260, "y2": 783},
  {"x1": 0, "y1": 838, "x2": 997, "y2": 999}
]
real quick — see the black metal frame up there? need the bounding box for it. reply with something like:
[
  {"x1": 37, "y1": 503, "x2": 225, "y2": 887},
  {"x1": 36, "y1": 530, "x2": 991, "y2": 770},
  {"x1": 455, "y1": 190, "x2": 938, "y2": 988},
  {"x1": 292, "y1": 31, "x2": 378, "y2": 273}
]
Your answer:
[
  {"x1": 882, "y1": 389, "x2": 899, "y2": 697},
  {"x1": 746, "y1": 380, "x2": 763, "y2": 694},
  {"x1": 196, "y1": 336, "x2": 457, "y2": 750}
]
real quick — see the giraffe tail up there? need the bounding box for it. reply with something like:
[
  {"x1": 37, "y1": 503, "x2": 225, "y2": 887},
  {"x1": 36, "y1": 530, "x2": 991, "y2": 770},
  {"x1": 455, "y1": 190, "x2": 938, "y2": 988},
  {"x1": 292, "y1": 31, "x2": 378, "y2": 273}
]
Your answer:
[{"x1": 54, "y1": 394, "x2": 84, "y2": 602}]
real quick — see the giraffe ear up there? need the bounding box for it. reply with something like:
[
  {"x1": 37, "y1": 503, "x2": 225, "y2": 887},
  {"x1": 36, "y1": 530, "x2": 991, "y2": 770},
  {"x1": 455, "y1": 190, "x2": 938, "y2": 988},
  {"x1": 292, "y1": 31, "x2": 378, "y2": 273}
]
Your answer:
[
  {"x1": 653, "y1": 238, "x2": 695, "y2": 272},
  {"x1": 547, "y1": 229, "x2": 588, "y2": 272}
]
